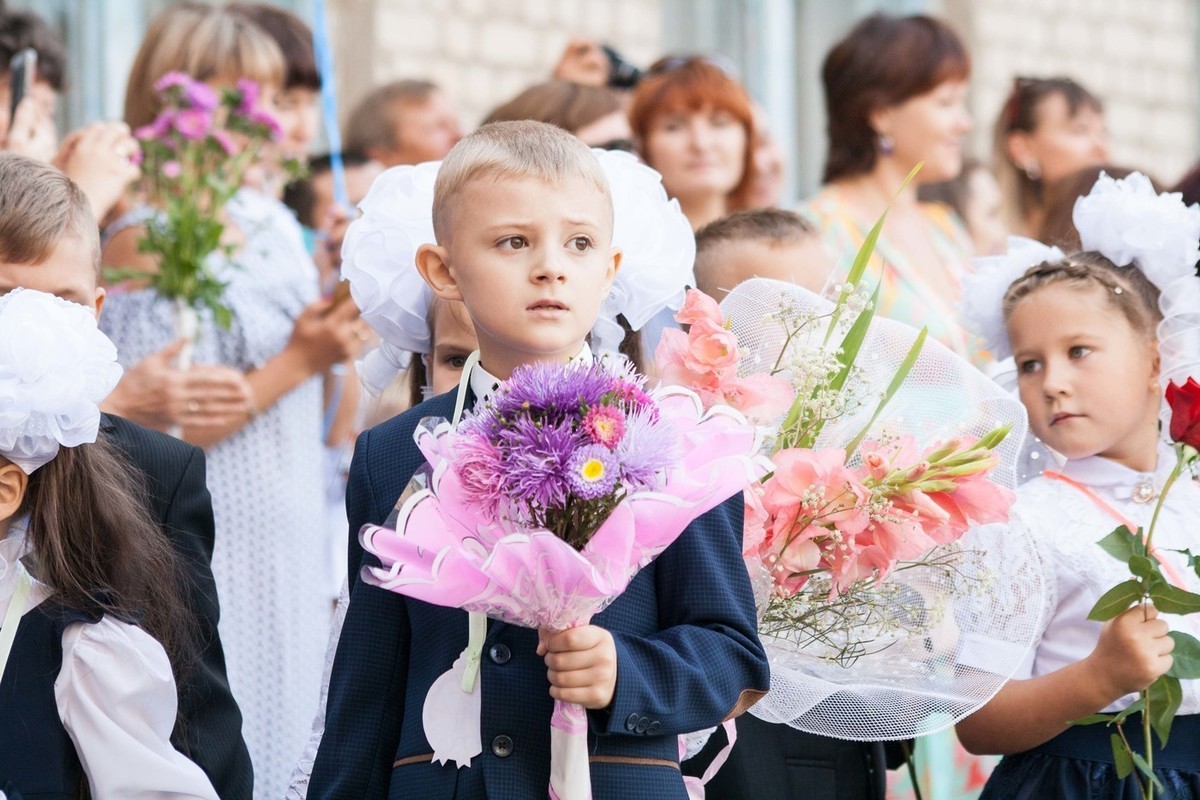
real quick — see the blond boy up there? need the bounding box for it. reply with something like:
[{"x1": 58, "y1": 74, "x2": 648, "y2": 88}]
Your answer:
[{"x1": 308, "y1": 121, "x2": 768, "y2": 800}]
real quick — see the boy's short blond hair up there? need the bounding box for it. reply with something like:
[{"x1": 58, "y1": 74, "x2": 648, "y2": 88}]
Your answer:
[
  {"x1": 0, "y1": 153, "x2": 99, "y2": 271},
  {"x1": 432, "y1": 120, "x2": 611, "y2": 243}
]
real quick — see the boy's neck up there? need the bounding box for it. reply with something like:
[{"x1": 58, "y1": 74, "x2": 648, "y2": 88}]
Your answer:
[{"x1": 476, "y1": 343, "x2": 592, "y2": 383}]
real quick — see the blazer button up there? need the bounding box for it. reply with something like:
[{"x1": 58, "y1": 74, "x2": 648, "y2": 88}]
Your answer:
[
  {"x1": 491, "y1": 734, "x2": 514, "y2": 758},
  {"x1": 489, "y1": 643, "x2": 511, "y2": 664},
  {"x1": 625, "y1": 713, "x2": 640, "y2": 731},
  {"x1": 646, "y1": 721, "x2": 662, "y2": 735},
  {"x1": 635, "y1": 717, "x2": 650, "y2": 734}
]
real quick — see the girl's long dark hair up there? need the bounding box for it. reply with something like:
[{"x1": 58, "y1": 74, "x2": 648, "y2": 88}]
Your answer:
[{"x1": 17, "y1": 437, "x2": 197, "y2": 695}]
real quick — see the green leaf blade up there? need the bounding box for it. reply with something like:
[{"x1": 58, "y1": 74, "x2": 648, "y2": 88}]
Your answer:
[
  {"x1": 1147, "y1": 674, "x2": 1183, "y2": 748},
  {"x1": 1111, "y1": 732, "x2": 1134, "y2": 779},
  {"x1": 1166, "y1": 630, "x2": 1200, "y2": 679},
  {"x1": 1088, "y1": 579, "x2": 1144, "y2": 622}
]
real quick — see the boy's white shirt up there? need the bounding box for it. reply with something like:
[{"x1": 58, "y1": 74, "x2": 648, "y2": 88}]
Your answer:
[
  {"x1": 1012, "y1": 441, "x2": 1200, "y2": 714},
  {"x1": 0, "y1": 531, "x2": 218, "y2": 798}
]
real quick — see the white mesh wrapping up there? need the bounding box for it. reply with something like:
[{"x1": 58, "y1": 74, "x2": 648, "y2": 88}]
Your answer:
[{"x1": 721, "y1": 279, "x2": 1044, "y2": 740}]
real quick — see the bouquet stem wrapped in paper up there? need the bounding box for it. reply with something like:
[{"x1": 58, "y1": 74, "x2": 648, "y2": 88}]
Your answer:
[{"x1": 360, "y1": 357, "x2": 765, "y2": 800}]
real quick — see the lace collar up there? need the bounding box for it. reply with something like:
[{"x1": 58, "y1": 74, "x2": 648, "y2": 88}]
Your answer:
[
  {"x1": 470, "y1": 345, "x2": 593, "y2": 406},
  {"x1": 1058, "y1": 441, "x2": 1180, "y2": 503}
]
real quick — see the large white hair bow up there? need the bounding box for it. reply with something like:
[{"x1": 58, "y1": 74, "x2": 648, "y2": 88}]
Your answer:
[
  {"x1": 0, "y1": 289, "x2": 123, "y2": 473},
  {"x1": 961, "y1": 236, "x2": 1065, "y2": 360},
  {"x1": 341, "y1": 150, "x2": 695, "y2": 395}
]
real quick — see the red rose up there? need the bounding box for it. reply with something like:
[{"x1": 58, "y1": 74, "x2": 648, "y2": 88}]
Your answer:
[{"x1": 1166, "y1": 378, "x2": 1200, "y2": 448}]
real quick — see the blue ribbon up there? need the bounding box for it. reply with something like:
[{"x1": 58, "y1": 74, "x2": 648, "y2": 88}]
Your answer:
[{"x1": 312, "y1": 0, "x2": 349, "y2": 210}]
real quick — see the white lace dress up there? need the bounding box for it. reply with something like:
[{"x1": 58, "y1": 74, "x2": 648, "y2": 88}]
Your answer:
[
  {"x1": 101, "y1": 189, "x2": 330, "y2": 800},
  {"x1": 1015, "y1": 443, "x2": 1200, "y2": 714}
]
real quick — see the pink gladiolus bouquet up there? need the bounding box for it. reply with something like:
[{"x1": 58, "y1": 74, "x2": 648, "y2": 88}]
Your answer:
[
  {"x1": 359, "y1": 358, "x2": 763, "y2": 800},
  {"x1": 112, "y1": 72, "x2": 288, "y2": 364}
]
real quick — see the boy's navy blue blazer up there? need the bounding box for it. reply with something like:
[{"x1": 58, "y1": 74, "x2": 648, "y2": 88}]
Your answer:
[{"x1": 309, "y1": 388, "x2": 770, "y2": 799}]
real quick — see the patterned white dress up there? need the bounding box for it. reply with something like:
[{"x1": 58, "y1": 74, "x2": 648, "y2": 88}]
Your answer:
[{"x1": 102, "y1": 189, "x2": 331, "y2": 800}]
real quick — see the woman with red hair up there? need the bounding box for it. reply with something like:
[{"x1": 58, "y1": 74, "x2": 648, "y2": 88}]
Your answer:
[
  {"x1": 802, "y1": 13, "x2": 979, "y2": 362},
  {"x1": 629, "y1": 55, "x2": 755, "y2": 230}
]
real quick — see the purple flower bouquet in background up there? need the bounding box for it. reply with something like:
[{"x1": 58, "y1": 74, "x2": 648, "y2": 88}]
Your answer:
[
  {"x1": 108, "y1": 72, "x2": 285, "y2": 367},
  {"x1": 360, "y1": 358, "x2": 765, "y2": 800}
]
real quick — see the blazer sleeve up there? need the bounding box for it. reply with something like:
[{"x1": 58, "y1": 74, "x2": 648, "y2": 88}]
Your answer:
[
  {"x1": 164, "y1": 446, "x2": 254, "y2": 800},
  {"x1": 595, "y1": 494, "x2": 770, "y2": 738},
  {"x1": 309, "y1": 428, "x2": 412, "y2": 800}
]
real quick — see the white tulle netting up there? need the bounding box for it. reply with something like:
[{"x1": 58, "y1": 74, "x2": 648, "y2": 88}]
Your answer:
[{"x1": 720, "y1": 279, "x2": 1044, "y2": 740}]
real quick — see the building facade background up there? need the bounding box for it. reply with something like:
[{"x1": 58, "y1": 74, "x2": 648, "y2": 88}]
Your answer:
[{"x1": 9, "y1": 0, "x2": 1200, "y2": 200}]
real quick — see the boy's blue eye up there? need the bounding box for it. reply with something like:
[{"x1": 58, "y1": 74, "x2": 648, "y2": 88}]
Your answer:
[
  {"x1": 1018, "y1": 359, "x2": 1041, "y2": 374},
  {"x1": 1068, "y1": 346, "x2": 1091, "y2": 359}
]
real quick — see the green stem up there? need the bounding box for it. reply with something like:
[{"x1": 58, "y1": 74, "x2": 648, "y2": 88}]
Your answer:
[
  {"x1": 1143, "y1": 449, "x2": 1184, "y2": 555},
  {"x1": 1143, "y1": 702, "x2": 1154, "y2": 800},
  {"x1": 900, "y1": 740, "x2": 924, "y2": 800}
]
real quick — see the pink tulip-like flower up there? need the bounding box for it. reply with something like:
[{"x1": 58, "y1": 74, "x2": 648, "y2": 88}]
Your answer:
[
  {"x1": 675, "y1": 288, "x2": 723, "y2": 327},
  {"x1": 683, "y1": 318, "x2": 739, "y2": 375},
  {"x1": 721, "y1": 373, "x2": 794, "y2": 424},
  {"x1": 657, "y1": 328, "x2": 722, "y2": 399}
]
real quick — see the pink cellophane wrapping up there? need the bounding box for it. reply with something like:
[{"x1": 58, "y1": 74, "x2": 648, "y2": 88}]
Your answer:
[{"x1": 359, "y1": 387, "x2": 766, "y2": 800}]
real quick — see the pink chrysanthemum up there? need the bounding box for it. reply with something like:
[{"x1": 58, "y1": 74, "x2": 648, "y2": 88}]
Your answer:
[{"x1": 583, "y1": 405, "x2": 626, "y2": 449}]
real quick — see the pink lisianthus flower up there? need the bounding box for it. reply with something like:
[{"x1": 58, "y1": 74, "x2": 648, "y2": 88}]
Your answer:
[
  {"x1": 174, "y1": 109, "x2": 213, "y2": 141},
  {"x1": 675, "y1": 288, "x2": 723, "y2": 327}
]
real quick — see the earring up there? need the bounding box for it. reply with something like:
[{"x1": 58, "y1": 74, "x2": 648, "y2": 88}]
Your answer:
[
  {"x1": 878, "y1": 134, "x2": 895, "y2": 157},
  {"x1": 1023, "y1": 161, "x2": 1041, "y2": 181}
]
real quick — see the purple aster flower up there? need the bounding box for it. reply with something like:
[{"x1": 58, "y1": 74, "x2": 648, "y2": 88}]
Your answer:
[
  {"x1": 615, "y1": 409, "x2": 678, "y2": 490},
  {"x1": 185, "y1": 81, "x2": 220, "y2": 111},
  {"x1": 495, "y1": 417, "x2": 583, "y2": 512},
  {"x1": 453, "y1": 432, "x2": 505, "y2": 515},
  {"x1": 492, "y1": 361, "x2": 613, "y2": 426},
  {"x1": 567, "y1": 445, "x2": 619, "y2": 500},
  {"x1": 583, "y1": 405, "x2": 625, "y2": 449},
  {"x1": 154, "y1": 71, "x2": 192, "y2": 94},
  {"x1": 173, "y1": 109, "x2": 213, "y2": 141}
]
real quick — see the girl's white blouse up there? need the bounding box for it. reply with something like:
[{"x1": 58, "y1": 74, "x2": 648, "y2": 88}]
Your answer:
[
  {"x1": 0, "y1": 532, "x2": 218, "y2": 798},
  {"x1": 1016, "y1": 443, "x2": 1200, "y2": 714}
]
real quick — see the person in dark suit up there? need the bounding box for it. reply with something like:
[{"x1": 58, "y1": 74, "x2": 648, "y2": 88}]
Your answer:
[
  {"x1": 308, "y1": 121, "x2": 769, "y2": 799},
  {"x1": 0, "y1": 152, "x2": 253, "y2": 798}
]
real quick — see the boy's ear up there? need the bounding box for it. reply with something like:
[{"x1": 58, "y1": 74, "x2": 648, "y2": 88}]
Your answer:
[
  {"x1": 604, "y1": 247, "x2": 622, "y2": 295},
  {"x1": 0, "y1": 461, "x2": 28, "y2": 523},
  {"x1": 415, "y1": 243, "x2": 464, "y2": 302}
]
